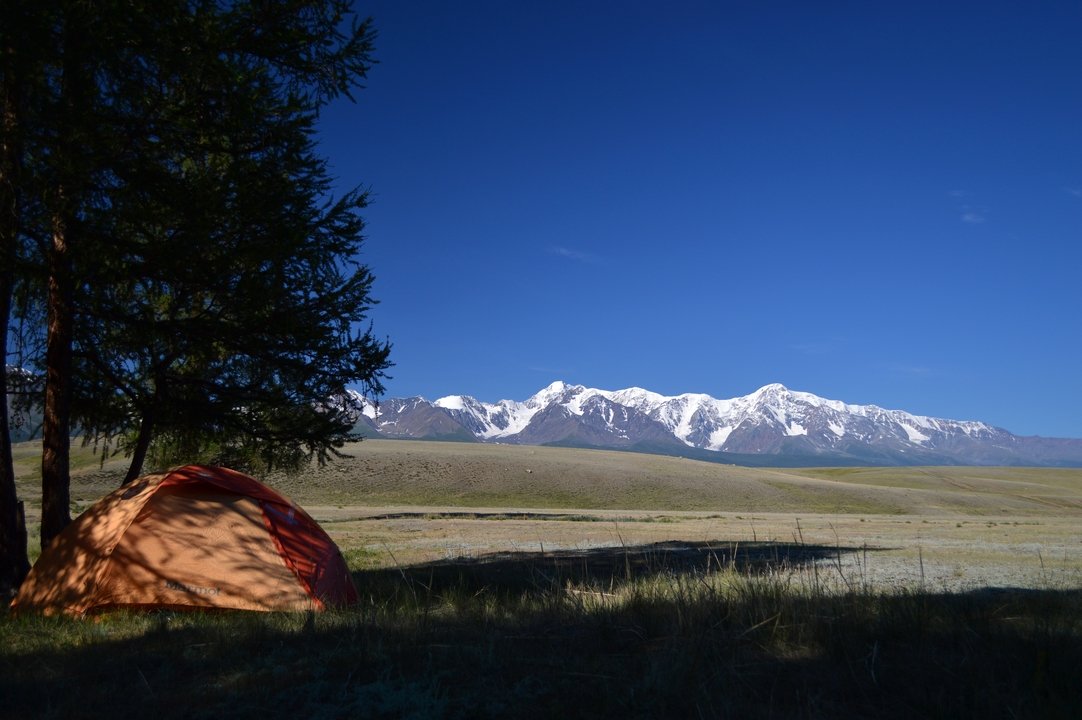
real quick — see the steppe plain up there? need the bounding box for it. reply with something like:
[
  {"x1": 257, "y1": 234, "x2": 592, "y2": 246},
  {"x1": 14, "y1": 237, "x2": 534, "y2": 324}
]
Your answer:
[
  {"x1": 16, "y1": 438, "x2": 1082, "y2": 592},
  {"x1": 8, "y1": 438, "x2": 1082, "y2": 719}
]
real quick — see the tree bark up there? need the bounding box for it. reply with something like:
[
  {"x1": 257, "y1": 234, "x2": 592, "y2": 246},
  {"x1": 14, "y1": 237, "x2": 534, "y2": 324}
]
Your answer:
[
  {"x1": 0, "y1": 310, "x2": 29, "y2": 595},
  {"x1": 39, "y1": 200, "x2": 73, "y2": 549},
  {"x1": 39, "y1": 8, "x2": 84, "y2": 550},
  {"x1": 0, "y1": 44, "x2": 31, "y2": 593},
  {"x1": 122, "y1": 410, "x2": 155, "y2": 486}
]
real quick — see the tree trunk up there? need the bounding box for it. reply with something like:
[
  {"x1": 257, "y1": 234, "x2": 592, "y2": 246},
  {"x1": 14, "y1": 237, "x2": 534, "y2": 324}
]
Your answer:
[
  {"x1": 0, "y1": 220, "x2": 30, "y2": 596},
  {"x1": 122, "y1": 410, "x2": 155, "y2": 485},
  {"x1": 0, "y1": 31, "x2": 30, "y2": 595},
  {"x1": 39, "y1": 7, "x2": 85, "y2": 550},
  {"x1": 39, "y1": 201, "x2": 73, "y2": 549},
  {"x1": 0, "y1": 296, "x2": 30, "y2": 595}
]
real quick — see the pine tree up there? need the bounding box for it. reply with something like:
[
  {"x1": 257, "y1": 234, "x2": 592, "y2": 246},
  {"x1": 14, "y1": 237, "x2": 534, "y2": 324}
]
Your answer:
[
  {"x1": 0, "y1": 0, "x2": 47, "y2": 592},
  {"x1": 77, "y1": 69, "x2": 391, "y2": 480},
  {"x1": 72, "y1": 1, "x2": 389, "y2": 482},
  {"x1": 2, "y1": 0, "x2": 390, "y2": 559}
]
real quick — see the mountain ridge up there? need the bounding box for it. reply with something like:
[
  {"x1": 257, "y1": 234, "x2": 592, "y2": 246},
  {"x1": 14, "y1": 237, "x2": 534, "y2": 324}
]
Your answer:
[{"x1": 352, "y1": 381, "x2": 1082, "y2": 468}]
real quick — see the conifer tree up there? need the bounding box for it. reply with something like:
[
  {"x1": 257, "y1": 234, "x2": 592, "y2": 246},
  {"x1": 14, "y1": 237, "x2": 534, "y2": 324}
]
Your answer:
[
  {"x1": 0, "y1": 0, "x2": 48, "y2": 591},
  {"x1": 2, "y1": 0, "x2": 390, "y2": 560}
]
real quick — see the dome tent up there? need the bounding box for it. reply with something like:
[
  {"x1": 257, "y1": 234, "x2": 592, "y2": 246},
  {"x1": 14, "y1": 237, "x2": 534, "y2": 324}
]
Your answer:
[{"x1": 12, "y1": 465, "x2": 358, "y2": 615}]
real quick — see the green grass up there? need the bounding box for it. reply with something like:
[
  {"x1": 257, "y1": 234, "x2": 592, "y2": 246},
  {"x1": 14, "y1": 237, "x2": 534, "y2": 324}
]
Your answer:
[
  {"x1": 3, "y1": 547, "x2": 1081, "y2": 719},
  {"x1": 11, "y1": 439, "x2": 125, "y2": 483},
  {"x1": 756, "y1": 477, "x2": 911, "y2": 515}
]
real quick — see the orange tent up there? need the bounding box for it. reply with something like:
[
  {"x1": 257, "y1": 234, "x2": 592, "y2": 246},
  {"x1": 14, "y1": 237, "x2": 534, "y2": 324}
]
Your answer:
[{"x1": 12, "y1": 465, "x2": 358, "y2": 615}]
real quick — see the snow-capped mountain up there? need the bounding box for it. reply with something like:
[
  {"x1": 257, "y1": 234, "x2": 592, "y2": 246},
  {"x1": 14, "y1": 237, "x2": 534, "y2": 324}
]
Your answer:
[{"x1": 359, "y1": 381, "x2": 1082, "y2": 467}]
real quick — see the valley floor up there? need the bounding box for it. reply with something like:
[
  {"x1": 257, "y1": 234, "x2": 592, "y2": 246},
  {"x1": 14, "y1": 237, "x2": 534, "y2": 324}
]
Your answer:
[
  {"x1": 313, "y1": 506, "x2": 1082, "y2": 594},
  {"x1": 15, "y1": 439, "x2": 1082, "y2": 592}
]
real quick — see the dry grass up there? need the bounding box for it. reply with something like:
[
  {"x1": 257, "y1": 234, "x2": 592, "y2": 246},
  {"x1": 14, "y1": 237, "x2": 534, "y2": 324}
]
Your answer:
[
  {"x1": 6, "y1": 439, "x2": 1082, "y2": 717},
  {"x1": 272, "y1": 440, "x2": 1082, "y2": 515},
  {"x1": 3, "y1": 553, "x2": 1081, "y2": 719},
  {"x1": 12, "y1": 438, "x2": 1082, "y2": 584},
  {"x1": 15, "y1": 438, "x2": 1082, "y2": 518}
]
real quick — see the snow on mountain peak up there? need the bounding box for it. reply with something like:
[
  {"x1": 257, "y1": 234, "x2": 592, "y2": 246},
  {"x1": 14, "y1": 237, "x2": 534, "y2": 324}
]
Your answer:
[
  {"x1": 432, "y1": 382, "x2": 994, "y2": 451},
  {"x1": 605, "y1": 386, "x2": 669, "y2": 412},
  {"x1": 529, "y1": 380, "x2": 577, "y2": 406},
  {"x1": 434, "y1": 394, "x2": 467, "y2": 411},
  {"x1": 362, "y1": 379, "x2": 1082, "y2": 465},
  {"x1": 754, "y1": 382, "x2": 789, "y2": 395}
]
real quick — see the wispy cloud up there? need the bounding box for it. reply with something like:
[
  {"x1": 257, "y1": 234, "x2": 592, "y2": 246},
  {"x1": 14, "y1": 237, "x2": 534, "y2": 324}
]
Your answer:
[
  {"x1": 948, "y1": 191, "x2": 988, "y2": 224},
  {"x1": 1065, "y1": 187, "x2": 1082, "y2": 198},
  {"x1": 549, "y1": 245, "x2": 602, "y2": 265},
  {"x1": 960, "y1": 208, "x2": 986, "y2": 224}
]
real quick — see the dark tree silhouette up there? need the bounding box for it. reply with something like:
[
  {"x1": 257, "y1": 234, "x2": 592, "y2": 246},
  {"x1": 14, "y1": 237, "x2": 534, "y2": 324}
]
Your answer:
[{"x1": 2, "y1": 0, "x2": 390, "y2": 561}]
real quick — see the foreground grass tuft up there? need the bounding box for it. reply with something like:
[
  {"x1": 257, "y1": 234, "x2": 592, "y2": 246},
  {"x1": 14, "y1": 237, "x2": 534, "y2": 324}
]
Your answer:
[{"x1": 3, "y1": 546, "x2": 1082, "y2": 719}]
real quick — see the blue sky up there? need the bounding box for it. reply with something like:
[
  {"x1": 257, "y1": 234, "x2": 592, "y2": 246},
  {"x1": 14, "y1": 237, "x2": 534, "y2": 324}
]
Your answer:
[{"x1": 319, "y1": 1, "x2": 1082, "y2": 438}]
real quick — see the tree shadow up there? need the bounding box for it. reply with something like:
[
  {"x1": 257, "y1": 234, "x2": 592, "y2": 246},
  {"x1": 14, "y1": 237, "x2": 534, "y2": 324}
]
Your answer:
[
  {"x1": 3, "y1": 581, "x2": 1081, "y2": 720},
  {"x1": 10, "y1": 523, "x2": 1079, "y2": 718},
  {"x1": 354, "y1": 539, "x2": 871, "y2": 597}
]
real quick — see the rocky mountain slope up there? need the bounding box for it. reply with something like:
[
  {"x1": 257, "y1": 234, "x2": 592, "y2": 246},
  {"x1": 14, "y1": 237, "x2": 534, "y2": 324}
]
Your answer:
[{"x1": 351, "y1": 381, "x2": 1082, "y2": 467}]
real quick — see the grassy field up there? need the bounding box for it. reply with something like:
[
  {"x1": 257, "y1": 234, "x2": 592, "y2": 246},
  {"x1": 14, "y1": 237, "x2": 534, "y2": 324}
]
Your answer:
[{"x1": 4, "y1": 439, "x2": 1082, "y2": 717}]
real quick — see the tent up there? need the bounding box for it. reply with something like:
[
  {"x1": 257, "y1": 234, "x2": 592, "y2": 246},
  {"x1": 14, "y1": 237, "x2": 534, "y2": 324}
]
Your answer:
[{"x1": 12, "y1": 465, "x2": 358, "y2": 615}]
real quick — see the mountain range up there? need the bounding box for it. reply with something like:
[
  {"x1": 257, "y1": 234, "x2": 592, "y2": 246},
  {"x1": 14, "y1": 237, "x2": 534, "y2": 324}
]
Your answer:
[{"x1": 349, "y1": 381, "x2": 1082, "y2": 467}]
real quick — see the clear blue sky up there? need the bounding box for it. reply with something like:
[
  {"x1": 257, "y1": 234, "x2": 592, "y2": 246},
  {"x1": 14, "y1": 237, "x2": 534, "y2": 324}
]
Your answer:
[{"x1": 319, "y1": 1, "x2": 1082, "y2": 438}]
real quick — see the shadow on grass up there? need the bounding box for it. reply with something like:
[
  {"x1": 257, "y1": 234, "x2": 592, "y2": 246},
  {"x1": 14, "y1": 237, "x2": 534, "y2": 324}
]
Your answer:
[
  {"x1": 2, "y1": 540, "x2": 1081, "y2": 720},
  {"x1": 355, "y1": 539, "x2": 868, "y2": 598}
]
